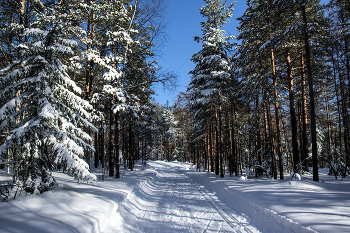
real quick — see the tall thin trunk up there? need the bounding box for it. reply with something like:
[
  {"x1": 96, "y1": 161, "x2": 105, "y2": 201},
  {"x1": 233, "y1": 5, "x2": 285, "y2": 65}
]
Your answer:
[
  {"x1": 324, "y1": 85, "x2": 331, "y2": 163},
  {"x1": 100, "y1": 123, "x2": 104, "y2": 169},
  {"x1": 218, "y1": 92, "x2": 224, "y2": 178},
  {"x1": 263, "y1": 90, "x2": 268, "y2": 164},
  {"x1": 298, "y1": 102, "x2": 303, "y2": 166},
  {"x1": 267, "y1": 7, "x2": 283, "y2": 179},
  {"x1": 339, "y1": 70, "x2": 350, "y2": 177},
  {"x1": 122, "y1": 129, "x2": 126, "y2": 169},
  {"x1": 332, "y1": 50, "x2": 343, "y2": 162},
  {"x1": 109, "y1": 106, "x2": 115, "y2": 177},
  {"x1": 300, "y1": 55, "x2": 309, "y2": 171},
  {"x1": 271, "y1": 47, "x2": 283, "y2": 179},
  {"x1": 301, "y1": 5, "x2": 318, "y2": 181},
  {"x1": 115, "y1": 112, "x2": 120, "y2": 178},
  {"x1": 129, "y1": 119, "x2": 133, "y2": 171},
  {"x1": 94, "y1": 123, "x2": 99, "y2": 168},
  {"x1": 20, "y1": 0, "x2": 26, "y2": 43},
  {"x1": 210, "y1": 124, "x2": 214, "y2": 172},
  {"x1": 215, "y1": 108, "x2": 219, "y2": 175},
  {"x1": 207, "y1": 130, "x2": 210, "y2": 172},
  {"x1": 256, "y1": 96, "x2": 262, "y2": 165},
  {"x1": 344, "y1": 37, "x2": 350, "y2": 173},
  {"x1": 286, "y1": 50, "x2": 300, "y2": 173},
  {"x1": 233, "y1": 102, "x2": 238, "y2": 176},
  {"x1": 228, "y1": 110, "x2": 233, "y2": 176},
  {"x1": 267, "y1": 95, "x2": 277, "y2": 180}
]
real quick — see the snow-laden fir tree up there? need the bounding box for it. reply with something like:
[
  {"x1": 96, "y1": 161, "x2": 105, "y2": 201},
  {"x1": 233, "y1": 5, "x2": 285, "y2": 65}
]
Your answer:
[
  {"x1": 0, "y1": 11, "x2": 96, "y2": 193},
  {"x1": 188, "y1": 0, "x2": 234, "y2": 177},
  {"x1": 162, "y1": 106, "x2": 179, "y2": 161}
]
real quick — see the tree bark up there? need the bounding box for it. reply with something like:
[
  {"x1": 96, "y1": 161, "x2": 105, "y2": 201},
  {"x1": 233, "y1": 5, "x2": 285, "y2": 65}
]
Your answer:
[
  {"x1": 286, "y1": 50, "x2": 300, "y2": 173},
  {"x1": 109, "y1": 105, "x2": 115, "y2": 177},
  {"x1": 256, "y1": 95, "x2": 262, "y2": 165},
  {"x1": 94, "y1": 124, "x2": 99, "y2": 168},
  {"x1": 215, "y1": 108, "x2": 219, "y2": 176},
  {"x1": 300, "y1": 55, "x2": 309, "y2": 171},
  {"x1": 301, "y1": 5, "x2": 318, "y2": 181},
  {"x1": 218, "y1": 92, "x2": 224, "y2": 178},
  {"x1": 271, "y1": 47, "x2": 283, "y2": 179},
  {"x1": 129, "y1": 119, "x2": 133, "y2": 171},
  {"x1": 209, "y1": 124, "x2": 214, "y2": 172},
  {"x1": 115, "y1": 112, "x2": 120, "y2": 178}
]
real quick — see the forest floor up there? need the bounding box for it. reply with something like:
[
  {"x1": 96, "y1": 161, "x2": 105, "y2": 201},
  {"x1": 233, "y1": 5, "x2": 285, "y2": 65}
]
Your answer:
[{"x1": 0, "y1": 161, "x2": 349, "y2": 233}]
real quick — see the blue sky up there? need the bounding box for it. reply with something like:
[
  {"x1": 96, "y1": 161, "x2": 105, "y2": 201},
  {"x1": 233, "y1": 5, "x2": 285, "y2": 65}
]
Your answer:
[{"x1": 152, "y1": 0, "x2": 247, "y2": 106}]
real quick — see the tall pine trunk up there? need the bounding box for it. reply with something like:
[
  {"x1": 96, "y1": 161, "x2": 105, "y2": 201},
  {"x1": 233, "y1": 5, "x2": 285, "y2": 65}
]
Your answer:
[
  {"x1": 302, "y1": 5, "x2": 318, "y2": 181},
  {"x1": 215, "y1": 107, "x2": 219, "y2": 175},
  {"x1": 286, "y1": 50, "x2": 300, "y2": 173},
  {"x1": 300, "y1": 56, "x2": 309, "y2": 171},
  {"x1": 109, "y1": 105, "x2": 115, "y2": 177},
  {"x1": 115, "y1": 112, "x2": 120, "y2": 178},
  {"x1": 271, "y1": 48, "x2": 283, "y2": 179},
  {"x1": 218, "y1": 92, "x2": 224, "y2": 178}
]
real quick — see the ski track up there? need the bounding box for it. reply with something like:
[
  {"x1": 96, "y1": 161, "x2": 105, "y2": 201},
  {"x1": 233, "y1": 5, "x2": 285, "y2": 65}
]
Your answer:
[{"x1": 115, "y1": 161, "x2": 260, "y2": 233}]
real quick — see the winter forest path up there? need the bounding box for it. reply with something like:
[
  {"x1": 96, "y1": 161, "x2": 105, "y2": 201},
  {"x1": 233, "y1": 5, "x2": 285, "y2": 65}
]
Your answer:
[
  {"x1": 115, "y1": 161, "x2": 258, "y2": 232},
  {"x1": 114, "y1": 161, "x2": 314, "y2": 233}
]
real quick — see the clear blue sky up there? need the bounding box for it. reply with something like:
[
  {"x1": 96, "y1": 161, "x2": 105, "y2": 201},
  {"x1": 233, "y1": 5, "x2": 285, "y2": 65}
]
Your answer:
[
  {"x1": 152, "y1": 0, "x2": 329, "y2": 106},
  {"x1": 152, "y1": 0, "x2": 247, "y2": 106}
]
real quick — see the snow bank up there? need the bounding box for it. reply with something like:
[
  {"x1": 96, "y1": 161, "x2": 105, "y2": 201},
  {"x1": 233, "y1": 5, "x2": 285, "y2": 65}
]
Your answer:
[
  {"x1": 222, "y1": 172, "x2": 350, "y2": 233},
  {"x1": 0, "y1": 163, "x2": 152, "y2": 233}
]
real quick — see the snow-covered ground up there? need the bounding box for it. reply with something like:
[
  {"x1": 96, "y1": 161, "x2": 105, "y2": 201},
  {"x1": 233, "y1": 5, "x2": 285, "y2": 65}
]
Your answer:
[{"x1": 0, "y1": 161, "x2": 349, "y2": 233}]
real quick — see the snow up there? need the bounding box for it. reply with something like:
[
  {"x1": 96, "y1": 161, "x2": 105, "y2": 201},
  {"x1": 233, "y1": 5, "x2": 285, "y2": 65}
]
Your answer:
[{"x1": 1, "y1": 161, "x2": 350, "y2": 233}]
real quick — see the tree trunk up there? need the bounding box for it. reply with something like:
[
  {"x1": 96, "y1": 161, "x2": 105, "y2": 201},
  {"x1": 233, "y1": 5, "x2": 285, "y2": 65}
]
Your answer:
[
  {"x1": 332, "y1": 50, "x2": 343, "y2": 165},
  {"x1": 265, "y1": 90, "x2": 277, "y2": 179},
  {"x1": 215, "y1": 108, "x2": 219, "y2": 175},
  {"x1": 210, "y1": 124, "x2": 214, "y2": 172},
  {"x1": 263, "y1": 90, "x2": 268, "y2": 165},
  {"x1": 115, "y1": 112, "x2": 120, "y2": 178},
  {"x1": 19, "y1": 0, "x2": 26, "y2": 43},
  {"x1": 286, "y1": 50, "x2": 300, "y2": 173},
  {"x1": 100, "y1": 123, "x2": 104, "y2": 169},
  {"x1": 324, "y1": 85, "x2": 331, "y2": 163},
  {"x1": 256, "y1": 95, "x2": 262, "y2": 165},
  {"x1": 218, "y1": 93, "x2": 224, "y2": 178},
  {"x1": 339, "y1": 69, "x2": 350, "y2": 177},
  {"x1": 271, "y1": 47, "x2": 283, "y2": 179},
  {"x1": 129, "y1": 119, "x2": 133, "y2": 171},
  {"x1": 301, "y1": 5, "x2": 318, "y2": 181},
  {"x1": 94, "y1": 124, "x2": 99, "y2": 168},
  {"x1": 109, "y1": 106, "x2": 115, "y2": 177},
  {"x1": 300, "y1": 56, "x2": 309, "y2": 171}
]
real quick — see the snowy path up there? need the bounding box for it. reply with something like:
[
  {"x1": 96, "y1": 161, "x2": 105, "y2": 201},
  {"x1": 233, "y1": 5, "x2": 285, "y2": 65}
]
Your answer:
[{"x1": 115, "y1": 161, "x2": 258, "y2": 232}]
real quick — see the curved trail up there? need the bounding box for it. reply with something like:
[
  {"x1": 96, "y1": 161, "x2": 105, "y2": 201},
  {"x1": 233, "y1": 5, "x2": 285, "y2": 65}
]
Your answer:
[{"x1": 115, "y1": 162, "x2": 259, "y2": 233}]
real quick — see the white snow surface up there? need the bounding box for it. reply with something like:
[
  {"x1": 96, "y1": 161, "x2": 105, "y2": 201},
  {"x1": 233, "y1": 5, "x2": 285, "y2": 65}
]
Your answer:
[{"x1": 0, "y1": 161, "x2": 349, "y2": 233}]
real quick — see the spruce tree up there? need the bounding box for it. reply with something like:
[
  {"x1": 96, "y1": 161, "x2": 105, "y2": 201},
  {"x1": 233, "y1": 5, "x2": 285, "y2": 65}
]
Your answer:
[
  {"x1": 0, "y1": 11, "x2": 96, "y2": 193},
  {"x1": 188, "y1": 0, "x2": 235, "y2": 177}
]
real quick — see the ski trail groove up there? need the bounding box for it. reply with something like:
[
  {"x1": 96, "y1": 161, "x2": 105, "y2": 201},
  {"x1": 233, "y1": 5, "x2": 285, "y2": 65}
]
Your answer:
[
  {"x1": 189, "y1": 177, "x2": 256, "y2": 233},
  {"x1": 115, "y1": 162, "x2": 260, "y2": 232}
]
